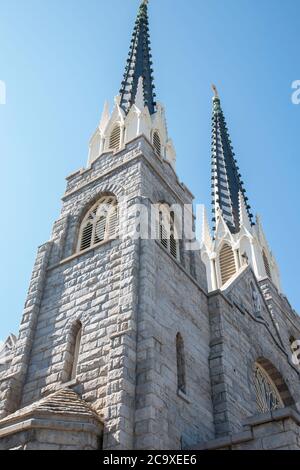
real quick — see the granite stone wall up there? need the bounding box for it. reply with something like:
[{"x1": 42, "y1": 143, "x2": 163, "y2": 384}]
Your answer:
[
  {"x1": 1, "y1": 136, "x2": 300, "y2": 450},
  {"x1": 208, "y1": 267, "x2": 300, "y2": 438}
]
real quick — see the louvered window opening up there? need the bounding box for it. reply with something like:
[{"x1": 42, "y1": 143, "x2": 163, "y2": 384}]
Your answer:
[
  {"x1": 109, "y1": 125, "x2": 121, "y2": 150},
  {"x1": 78, "y1": 196, "x2": 118, "y2": 252},
  {"x1": 254, "y1": 364, "x2": 283, "y2": 413},
  {"x1": 263, "y1": 251, "x2": 272, "y2": 279},
  {"x1": 153, "y1": 131, "x2": 161, "y2": 156},
  {"x1": 158, "y1": 208, "x2": 179, "y2": 261},
  {"x1": 219, "y1": 243, "x2": 236, "y2": 285}
]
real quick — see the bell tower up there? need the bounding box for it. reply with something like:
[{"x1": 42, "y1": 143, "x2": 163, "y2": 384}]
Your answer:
[
  {"x1": 201, "y1": 86, "x2": 281, "y2": 292},
  {"x1": 88, "y1": 0, "x2": 176, "y2": 170}
]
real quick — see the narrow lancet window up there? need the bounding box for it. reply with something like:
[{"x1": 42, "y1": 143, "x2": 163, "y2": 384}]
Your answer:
[
  {"x1": 176, "y1": 333, "x2": 186, "y2": 394},
  {"x1": 64, "y1": 321, "x2": 82, "y2": 383},
  {"x1": 157, "y1": 205, "x2": 180, "y2": 261}
]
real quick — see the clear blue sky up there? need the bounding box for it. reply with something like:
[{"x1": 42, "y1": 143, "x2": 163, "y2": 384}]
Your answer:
[{"x1": 0, "y1": 0, "x2": 299, "y2": 340}]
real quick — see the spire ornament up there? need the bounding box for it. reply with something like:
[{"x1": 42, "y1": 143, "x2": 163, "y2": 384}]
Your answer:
[
  {"x1": 211, "y1": 84, "x2": 219, "y2": 98},
  {"x1": 99, "y1": 101, "x2": 110, "y2": 133}
]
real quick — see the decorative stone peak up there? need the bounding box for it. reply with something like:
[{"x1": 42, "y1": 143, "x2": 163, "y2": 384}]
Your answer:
[
  {"x1": 99, "y1": 101, "x2": 110, "y2": 133},
  {"x1": 200, "y1": 206, "x2": 212, "y2": 251},
  {"x1": 135, "y1": 76, "x2": 146, "y2": 109}
]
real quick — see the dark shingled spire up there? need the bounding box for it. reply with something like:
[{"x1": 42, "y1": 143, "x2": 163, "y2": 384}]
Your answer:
[
  {"x1": 119, "y1": 0, "x2": 156, "y2": 115},
  {"x1": 211, "y1": 85, "x2": 253, "y2": 233}
]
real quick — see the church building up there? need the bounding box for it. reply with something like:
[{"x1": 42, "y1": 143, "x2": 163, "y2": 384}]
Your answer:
[{"x1": 0, "y1": 0, "x2": 300, "y2": 450}]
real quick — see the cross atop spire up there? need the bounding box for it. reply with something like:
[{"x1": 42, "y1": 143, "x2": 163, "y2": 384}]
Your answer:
[
  {"x1": 211, "y1": 87, "x2": 253, "y2": 233},
  {"x1": 119, "y1": 0, "x2": 156, "y2": 115}
]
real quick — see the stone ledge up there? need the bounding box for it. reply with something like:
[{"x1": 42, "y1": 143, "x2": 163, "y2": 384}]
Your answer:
[
  {"x1": 65, "y1": 168, "x2": 84, "y2": 181},
  {"x1": 47, "y1": 238, "x2": 120, "y2": 271},
  {"x1": 177, "y1": 390, "x2": 191, "y2": 404},
  {"x1": 110, "y1": 329, "x2": 133, "y2": 340},
  {"x1": 189, "y1": 408, "x2": 300, "y2": 450},
  {"x1": 243, "y1": 411, "x2": 272, "y2": 427},
  {"x1": 0, "y1": 417, "x2": 101, "y2": 439},
  {"x1": 0, "y1": 372, "x2": 19, "y2": 384},
  {"x1": 188, "y1": 430, "x2": 253, "y2": 450},
  {"x1": 243, "y1": 407, "x2": 300, "y2": 428}
]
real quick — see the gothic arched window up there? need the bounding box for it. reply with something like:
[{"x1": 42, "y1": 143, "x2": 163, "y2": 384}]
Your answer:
[
  {"x1": 253, "y1": 363, "x2": 284, "y2": 413},
  {"x1": 263, "y1": 250, "x2": 272, "y2": 280},
  {"x1": 109, "y1": 124, "x2": 121, "y2": 151},
  {"x1": 157, "y1": 204, "x2": 180, "y2": 261},
  {"x1": 64, "y1": 321, "x2": 82, "y2": 382},
  {"x1": 152, "y1": 130, "x2": 161, "y2": 156},
  {"x1": 219, "y1": 243, "x2": 236, "y2": 286},
  {"x1": 176, "y1": 333, "x2": 186, "y2": 394},
  {"x1": 77, "y1": 195, "x2": 118, "y2": 252}
]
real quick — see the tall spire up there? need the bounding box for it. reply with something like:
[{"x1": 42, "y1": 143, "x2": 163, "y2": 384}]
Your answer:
[
  {"x1": 119, "y1": 0, "x2": 156, "y2": 115},
  {"x1": 211, "y1": 85, "x2": 253, "y2": 233}
]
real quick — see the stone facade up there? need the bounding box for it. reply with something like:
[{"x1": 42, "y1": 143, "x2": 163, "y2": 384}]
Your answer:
[
  {"x1": 0, "y1": 135, "x2": 299, "y2": 450},
  {"x1": 1, "y1": 0, "x2": 300, "y2": 451}
]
